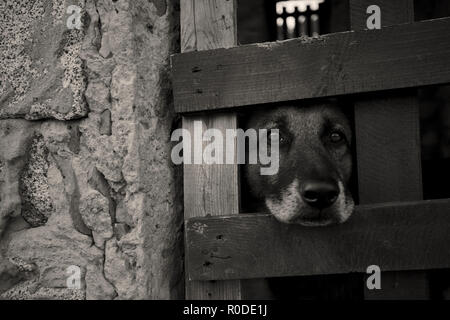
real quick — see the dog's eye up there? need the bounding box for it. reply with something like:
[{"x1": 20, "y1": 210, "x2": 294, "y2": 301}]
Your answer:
[{"x1": 330, "y1": 131, "x2": 345, "y2": 143}]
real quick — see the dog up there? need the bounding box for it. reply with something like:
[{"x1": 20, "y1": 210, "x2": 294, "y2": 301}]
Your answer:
[
  {"x1": 240, "y1": 101, "x2": 360, "y2": 300},
  {"x1": 243, "y1": 102, "x2": 355, "y2": 227}
]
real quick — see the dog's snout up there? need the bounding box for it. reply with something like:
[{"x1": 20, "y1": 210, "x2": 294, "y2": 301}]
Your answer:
[{"x1": 301, "y1": 180, "x2": 339, "y2": 209}]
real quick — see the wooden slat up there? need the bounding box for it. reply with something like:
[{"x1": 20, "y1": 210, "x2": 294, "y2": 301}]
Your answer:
[
  {"x1": 181, "y1": 0, "x2": 241, "y2": 300},
  {"x1": 349, "y1": 0, "x2": 428, "y2": 300},
  {"x1": 172, "y1": 17, "x2": 450, "y2": 113},
  {"x1": 181, "y1": 0, "x2": 237, "y2": 52},
  {"x1": 185, "y1": 199, "x2": 450, "y2": 281},
  {"x1": 354, "y1": 91, "x2": 423, "y2": 203}
]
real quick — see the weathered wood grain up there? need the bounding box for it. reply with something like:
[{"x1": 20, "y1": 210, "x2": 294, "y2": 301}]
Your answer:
[
  {"x1": 181, "y1": 0, "x2": 241, "y2": 300},
  {"x1": 172, "y1": 17, "x2": 450, "y2": 113},
  {"x1": 349, "y1": 0, "x2": 428, "y2": 300},
  {"x1": 185, "y1": 199, "x2": 450, "y2": 281},
  {"x1": 354, "y1": 91, "x2": 423, "y2": 203},
  {"x1": 181, "y1": 0, "x2": 237, "y2": 52},
  {"x1": 183, "y1": 115, "x2": 240, "y2": 219}
]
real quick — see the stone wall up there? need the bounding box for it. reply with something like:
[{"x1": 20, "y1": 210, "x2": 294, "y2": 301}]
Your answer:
[{"x1": 0, "y1": 0, "x2": 183, "y2": 299}]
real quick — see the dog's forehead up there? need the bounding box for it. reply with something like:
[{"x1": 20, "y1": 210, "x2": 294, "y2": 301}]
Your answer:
[{"x1": 250, "y1": 104, "x2": 348, "y2": 130}]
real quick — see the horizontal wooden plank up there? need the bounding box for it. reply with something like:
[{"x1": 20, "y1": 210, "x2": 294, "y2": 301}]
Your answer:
[
  {"x1": 172, "y1": 17, "x2": 450, "y2": 113},
  {"x1": 185, "y1": 199, "x2": 450, "y2": 281}
]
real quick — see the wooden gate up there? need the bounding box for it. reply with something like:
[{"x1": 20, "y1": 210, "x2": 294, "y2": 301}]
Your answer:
[{"x1": 172, "y1": 0, "x2": 450, "y2": 299}]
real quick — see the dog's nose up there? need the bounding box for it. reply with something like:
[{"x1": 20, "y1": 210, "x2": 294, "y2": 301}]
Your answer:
[{"x1": 301, "y1": 180, "x2": 339, "y2": 209}]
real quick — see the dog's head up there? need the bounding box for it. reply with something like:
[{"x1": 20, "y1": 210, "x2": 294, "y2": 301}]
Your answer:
[{"x1": 244, "y1": 103, "x2": 354, "y2": 227}]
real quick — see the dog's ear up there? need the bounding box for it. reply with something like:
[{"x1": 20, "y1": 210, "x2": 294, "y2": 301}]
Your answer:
[
  {"x1": 323, "y1": 96, "x2": 354, "y2": 117},
  {"x1": 238, "y1": 111, "x2": 252, "y2": 130},
  {"x1": 336, "y1": 96, "x2": 354, "y2": 119},
  {"x1": 171, "y1": 113, "x2": 182, "y2": 133}
]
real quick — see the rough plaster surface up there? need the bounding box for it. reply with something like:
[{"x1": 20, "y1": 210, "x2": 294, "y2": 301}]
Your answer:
[{"x1": 0, "y1": 0, "x2": 183, "y2": 299}]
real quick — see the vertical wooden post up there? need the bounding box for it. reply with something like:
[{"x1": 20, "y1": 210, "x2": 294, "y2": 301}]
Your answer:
[
  {"x1": 181, "y1": 0, "x2": 241, "y2": 299},
  {"x1": 350, "y1": 0, "x2": 429, "y2": 299}
]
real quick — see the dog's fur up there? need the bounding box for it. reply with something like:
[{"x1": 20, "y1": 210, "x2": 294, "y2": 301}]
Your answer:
[
  {"x1": 243, "y1": 102, "x2": 354, "y2": 227},
  {"x1": 241, "y1": 102, "x2": 360, "y2": 300}
]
